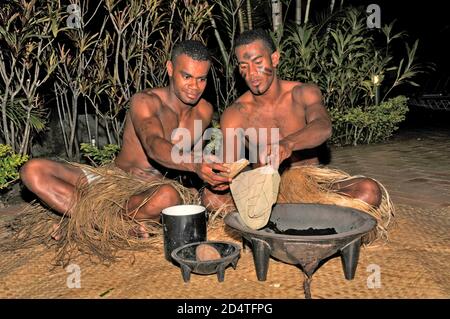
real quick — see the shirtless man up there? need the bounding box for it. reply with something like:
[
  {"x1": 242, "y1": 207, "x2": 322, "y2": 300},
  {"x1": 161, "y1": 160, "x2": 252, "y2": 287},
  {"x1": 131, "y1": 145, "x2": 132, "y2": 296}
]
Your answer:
[
  {"x1": 202, "y1": 29, "x2": 382, "y2": 210},
  {"x1": 20, "y1": 40, "x2": 231, "y2": 232}
]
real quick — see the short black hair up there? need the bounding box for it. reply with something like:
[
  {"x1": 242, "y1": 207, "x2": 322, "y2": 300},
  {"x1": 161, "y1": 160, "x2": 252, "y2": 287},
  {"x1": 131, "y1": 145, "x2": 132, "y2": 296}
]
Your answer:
[
  {"x1": 171, "y1": 40, "x2": 211, "y2": 63},
  {"x1": 235, "y1": 29, "x2": 276, "y2": 53}
]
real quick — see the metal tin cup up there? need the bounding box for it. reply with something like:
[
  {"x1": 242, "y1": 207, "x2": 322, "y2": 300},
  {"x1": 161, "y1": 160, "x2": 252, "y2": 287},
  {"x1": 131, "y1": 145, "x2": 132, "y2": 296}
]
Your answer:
[{"x1": 162, "y1": 205, "x2": 207, "y2": 262}]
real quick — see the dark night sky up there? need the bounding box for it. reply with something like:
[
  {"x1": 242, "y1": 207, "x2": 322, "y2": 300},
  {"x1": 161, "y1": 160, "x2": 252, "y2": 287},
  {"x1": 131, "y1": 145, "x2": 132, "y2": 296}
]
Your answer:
[
  {"x1": 285, "y1": 0, "x2": 450, "y2": 127},
  {"x1": 298, "y1": 0, "x2": 449, "y2": 94},
  {"x1": 342, "y1": 0, "x2": 450, "y2": 127},
  {"x1": 343, "y1": 0, "x2": 450, "y2": 93}
]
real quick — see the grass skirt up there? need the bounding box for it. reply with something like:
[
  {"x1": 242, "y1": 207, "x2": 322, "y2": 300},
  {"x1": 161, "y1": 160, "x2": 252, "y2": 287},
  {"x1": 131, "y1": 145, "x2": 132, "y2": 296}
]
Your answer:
[
  {"x1": 0, "y1": 163, "x2": 199, "y2": 266},
  {"x1": 277, "y1": 166, "x2": 394, "y2": 242}
]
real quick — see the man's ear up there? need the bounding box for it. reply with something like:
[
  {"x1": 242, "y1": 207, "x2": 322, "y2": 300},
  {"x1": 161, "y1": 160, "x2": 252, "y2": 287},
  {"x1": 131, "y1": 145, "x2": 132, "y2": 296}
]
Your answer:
[
  {"x1": 271, "y1": 50, "x2": 280, "y2": 67},
  {"x1": 166, "y1": 60, "x2": 173, "y2": 77}
]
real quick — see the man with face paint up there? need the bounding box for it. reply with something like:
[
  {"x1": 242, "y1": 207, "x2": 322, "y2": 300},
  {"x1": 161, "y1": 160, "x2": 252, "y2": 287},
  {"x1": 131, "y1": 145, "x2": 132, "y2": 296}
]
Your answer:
[
  {"x1": 20, "y1": 40, "x2": 230, "y2": 242},
  {"x1": 202, "y1": 30, "x2": 393, "y2": 238}
]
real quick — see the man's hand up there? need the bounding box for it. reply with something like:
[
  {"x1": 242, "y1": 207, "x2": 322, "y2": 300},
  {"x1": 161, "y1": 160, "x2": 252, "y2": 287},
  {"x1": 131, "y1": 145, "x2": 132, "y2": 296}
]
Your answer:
[
  {"x1": 194, "y1": 155, "x2": 231, "y2": 187},
  {"x1": 259, "y1": 141, "x2": 293, "y2": 169},
  {"x1": 210, "y1": 183, "x2": 230, "y2": 191},
  {"x1": 277, "y1": 140, "x2": 294, "y2": 165}
]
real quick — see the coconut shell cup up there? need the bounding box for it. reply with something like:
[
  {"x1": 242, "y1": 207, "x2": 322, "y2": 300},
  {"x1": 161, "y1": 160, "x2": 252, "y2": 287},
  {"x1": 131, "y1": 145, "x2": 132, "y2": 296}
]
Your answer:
[{"x1": 221, "y1": 159, "x2": 249, "y2": 179}]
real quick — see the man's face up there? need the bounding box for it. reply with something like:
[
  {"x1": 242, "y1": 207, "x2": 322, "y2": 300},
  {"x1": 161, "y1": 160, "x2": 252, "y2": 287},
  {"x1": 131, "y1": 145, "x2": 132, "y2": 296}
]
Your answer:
[
  {"x1": 167, "y1": 54, "x2": 210, "y2": 105},
  {"x1": 235, "y1": 40, "x2": 279, "y2": 96}
]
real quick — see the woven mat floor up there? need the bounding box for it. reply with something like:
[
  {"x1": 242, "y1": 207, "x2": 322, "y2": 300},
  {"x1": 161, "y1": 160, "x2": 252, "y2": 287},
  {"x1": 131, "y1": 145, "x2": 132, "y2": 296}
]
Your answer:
[{"x1": 0, "y1": 204, "x2": 448, "y2": 299}]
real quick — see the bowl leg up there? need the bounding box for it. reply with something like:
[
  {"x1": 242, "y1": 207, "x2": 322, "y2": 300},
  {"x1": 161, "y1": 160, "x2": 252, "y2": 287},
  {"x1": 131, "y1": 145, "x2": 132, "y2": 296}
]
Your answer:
[
  {"x1": 231, "y1": 256, "x2": 239, "y2": 270},
  {"x1": 217, "y1": 264, "x2": 226, "y2": 282},
  {"x1": 250, "y1": 238, "x2": 271, "y2": 281},
  {"x1": 340, "y1": 238, "x2": 361, "y2": 280},
  {"x1": 242, "y1": 237, "x2": 251, "y2": 252},
  {"x1": 180, "y1": 264, "x2": 192, "y2": 283}
]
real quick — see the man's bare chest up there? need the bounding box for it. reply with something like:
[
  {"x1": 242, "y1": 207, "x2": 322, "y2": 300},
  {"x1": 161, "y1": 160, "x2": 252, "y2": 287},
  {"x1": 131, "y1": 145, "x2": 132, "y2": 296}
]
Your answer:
[
  {"x1": 163, "y1": 114, "x2": 203, "y2": 146},
  {"x1": 242, "y1": 108, "x2": 306, "y2": 139}
]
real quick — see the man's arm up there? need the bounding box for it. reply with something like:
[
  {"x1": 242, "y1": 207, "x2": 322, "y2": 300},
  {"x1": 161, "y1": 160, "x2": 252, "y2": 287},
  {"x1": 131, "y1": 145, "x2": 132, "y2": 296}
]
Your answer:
[
  {"x1": 267, "y1": 84, "x2": 332, "y2": 166},
  {"x1": 189, "y1": 101, "x2": 214, "y2": 158},
  {"x1": 284, "y1": 84, "x2": 332, "y2": 149},
  {"x1": 130, "y1": 92, "x2": 195, "y2": 172},
  {"x1": 205, "y1": 103, "x2": 247, "y2": 191},
  {"x1": 130, "y1": 92, "x2": 230, "y2": 185},
  {"x1": 220, "y1": 103, "x2": 245, "y2": 164}
]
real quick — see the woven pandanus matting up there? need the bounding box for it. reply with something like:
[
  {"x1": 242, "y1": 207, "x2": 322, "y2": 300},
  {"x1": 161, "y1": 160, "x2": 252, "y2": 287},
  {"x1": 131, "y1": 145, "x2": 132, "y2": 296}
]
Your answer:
[{"x1": 0, "y1": 204, "x2": 448, "y2": 298}]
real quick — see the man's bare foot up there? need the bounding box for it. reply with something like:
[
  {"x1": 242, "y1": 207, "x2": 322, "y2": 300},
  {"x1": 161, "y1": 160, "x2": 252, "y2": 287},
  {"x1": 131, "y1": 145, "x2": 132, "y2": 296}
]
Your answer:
[
  {"x1": 129, "y1": 224, "x2": 150, "y2": 239},
  {"x1": 51, "y1": 224, "x2": 62, "y2": 241}
]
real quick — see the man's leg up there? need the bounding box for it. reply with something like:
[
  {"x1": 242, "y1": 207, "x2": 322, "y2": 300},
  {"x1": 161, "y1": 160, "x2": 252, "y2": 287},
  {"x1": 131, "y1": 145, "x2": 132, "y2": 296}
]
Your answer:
[
  {"x1": 20, "y1": 158, "x2": 87, "y2": 215},
  {"x1": 22, "y1": 159, "x2": 182, "y2": 218},
  {"x1": 20, "y1": 159, "x2": 89, "y2": 240},
  {"x1": 331, "y1": 177, "x2": 382, "y2": 207},
  {"x1": 202, "y1": 178, "x2": 382, "y2": 213},
  {"x1": 22, "y1": 159, "x2": 183, "y2": 237},
  {"x1": 201, "y1": 187, "x2": 235, "y2": 212},
  {"x1": 126, "y1": 182, "x2": 184, "y2": 238},
  {"x1": 126, "y1": 184, "x2": 182, "y2": 220}
]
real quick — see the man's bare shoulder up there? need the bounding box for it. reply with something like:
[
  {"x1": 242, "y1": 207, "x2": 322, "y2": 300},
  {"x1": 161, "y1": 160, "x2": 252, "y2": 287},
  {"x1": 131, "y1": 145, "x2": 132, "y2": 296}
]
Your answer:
[
  {"x1": 194, "y1": 98, "x2": 214, "y2": 120},
  {"x1": 130, "y1": 89, "x2": 165, "y2": 116},
  {"x1": 292, "y1": 82, "x2": 322, "y2": 99},
  {"x1": 290, "y1": 82, "x2": 323, "y2": 107},
  {"x1": 281, "y1": 80, "x2": 304, "y2": 90},
  {"x1": 227, "y1": 92, "x2": 254, "y2": 113},
  {"x1": 224, "y1": 98, "x2": 251, "y2": 115},
  {"x1": 220, "y1": 98, "x2": 250, "y2": 128}
]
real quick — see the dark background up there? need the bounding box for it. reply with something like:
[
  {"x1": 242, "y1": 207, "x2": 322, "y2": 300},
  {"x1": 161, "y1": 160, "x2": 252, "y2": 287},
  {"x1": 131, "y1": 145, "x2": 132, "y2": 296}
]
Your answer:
[
  {"x1": 345, "y1": 0, "x2": 449, "y2": 94},
  {"x1": 339, "y1": 0, "x2": 450, "y2": 129}
]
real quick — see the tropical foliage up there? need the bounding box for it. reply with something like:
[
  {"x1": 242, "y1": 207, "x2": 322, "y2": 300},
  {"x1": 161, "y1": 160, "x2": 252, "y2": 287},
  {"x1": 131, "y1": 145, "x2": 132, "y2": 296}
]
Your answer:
[
  {"x1": 0, "y1": 144, "x2": 28, "y2": 190},
  {"x1": 0, "y1": 0, "x2": 423, "y2": 164},
  {"x1": 329, "y1": 95, "x2": 408, "y2": 146},
  {"x1": 278, "y1": 8, "x2": 422, "y2": 144},
  {"x1": 80, "y1": 142, "x2": 120, "y2": 166}
]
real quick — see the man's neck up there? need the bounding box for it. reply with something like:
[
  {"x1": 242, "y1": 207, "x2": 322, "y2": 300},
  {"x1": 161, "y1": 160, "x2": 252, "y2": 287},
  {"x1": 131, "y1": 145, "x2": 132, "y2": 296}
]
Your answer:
[
  {"x1": 166, "y1": 85, "x2": 192, "y2": 116},
  {"x1": 252, "y1": 77, "x2": 282, "y2": 106}
]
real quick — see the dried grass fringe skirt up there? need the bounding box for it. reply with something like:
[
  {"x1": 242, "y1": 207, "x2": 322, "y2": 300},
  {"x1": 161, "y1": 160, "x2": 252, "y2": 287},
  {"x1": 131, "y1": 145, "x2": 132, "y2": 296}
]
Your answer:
[
  {"x1": 276, "y1": 166, "x2": 394, "y2": 243},
  {"x1": 0, "y1": 162, "x2": 199, "y2": 266},
  {"x1": 0, "y1": 164, "x2": 393, "y2": 266}
]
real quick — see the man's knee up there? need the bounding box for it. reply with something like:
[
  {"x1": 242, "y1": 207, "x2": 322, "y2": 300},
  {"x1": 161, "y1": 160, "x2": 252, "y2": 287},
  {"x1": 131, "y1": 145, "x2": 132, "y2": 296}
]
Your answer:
[
  {"x1": 358, "y1": 178, "x2": 382, "y2": 207},
  {"x1": 20, "y1": 158, "x2": 46, "y2": 189},
  {"x1": 156, "y1": 184, "x2": 182, "y2": 208},
  {"x1": 128, "y1": 184, "x2": 182, "y2": 220},
  {"x1": 201, "y1": 188, "x2": 233, "y2": 211}
]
